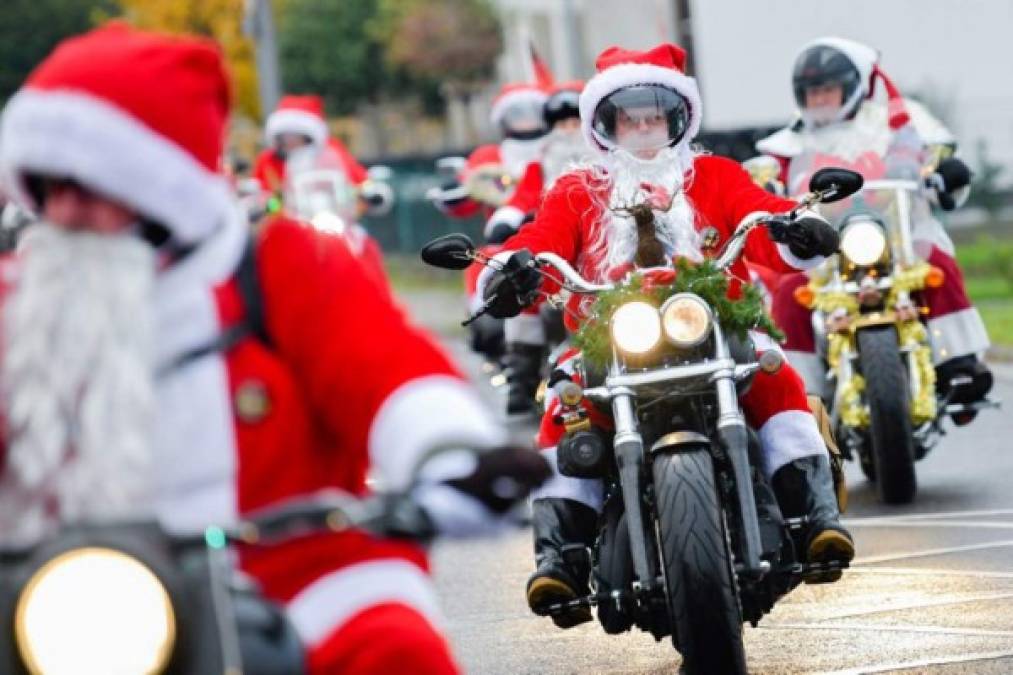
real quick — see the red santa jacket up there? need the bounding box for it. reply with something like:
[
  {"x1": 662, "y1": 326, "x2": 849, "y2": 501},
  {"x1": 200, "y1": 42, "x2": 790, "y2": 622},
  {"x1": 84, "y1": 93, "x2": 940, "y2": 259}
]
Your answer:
[
  {"x1": 253, "y1": 136, "x2": 369, "y2": 195},
  {"x1": 0, "y1": 214, "x2": 501, "y2": 647},
  {"x1": 495, "y1": 155, "x2": 816, "y2": 331}
]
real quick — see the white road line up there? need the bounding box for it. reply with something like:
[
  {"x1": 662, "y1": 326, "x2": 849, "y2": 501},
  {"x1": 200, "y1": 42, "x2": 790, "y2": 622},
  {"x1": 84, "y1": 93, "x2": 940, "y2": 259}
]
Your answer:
[
  {"x1": 844, "y1": 508, "x2": 1013, "y2": 523},
  {"x1": 845, "y1": 566, "x2": 1013, "y2": 579},
  {"x1": 817, "y1": 648, "x2": 1013, "y2": 674},
  {"x1": 843, "y1": 519, "x2": 1013, "y2": 530},
  {"x1": 760, "y1": 621, "x2": 1013, "y2": 639},
  {"x1": 854, "y1": 538, "x2": 1013, "y2": 565},
  {"x1": 805, "y1": 591, "x2": 1013, "y2": 622}
]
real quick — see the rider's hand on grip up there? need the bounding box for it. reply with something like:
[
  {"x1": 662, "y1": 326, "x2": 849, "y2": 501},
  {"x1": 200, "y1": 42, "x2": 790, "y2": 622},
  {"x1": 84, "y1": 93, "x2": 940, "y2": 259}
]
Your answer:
[
  {"x1": 483, "y1": 249, "x2": 541, "y2": 318},
  {"x1": 769, "y1": 214, "x2": 840, "y2": 260},
  {"x1": 444, "y1": 445, "x2": 551, "y2": 514}
]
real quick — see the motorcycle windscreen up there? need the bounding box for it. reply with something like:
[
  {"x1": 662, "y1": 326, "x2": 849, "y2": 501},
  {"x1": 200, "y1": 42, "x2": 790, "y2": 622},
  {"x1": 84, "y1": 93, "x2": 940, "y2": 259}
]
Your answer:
[{"x1": 285, "y1": 145, "x2": 359, "y2": 227}]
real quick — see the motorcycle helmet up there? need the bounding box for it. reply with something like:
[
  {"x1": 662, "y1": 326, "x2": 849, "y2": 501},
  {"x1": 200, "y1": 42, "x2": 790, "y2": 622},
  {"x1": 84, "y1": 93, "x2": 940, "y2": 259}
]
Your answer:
[
  {"x1": 792, "y1": 42, "x2": 865, "y2": 127},
  {"x1": 591, "y1": 84, "x2": 689, "y2": 154},
  {"x1": 544, "y1": 87, "x2": 581, "y2": 128}
]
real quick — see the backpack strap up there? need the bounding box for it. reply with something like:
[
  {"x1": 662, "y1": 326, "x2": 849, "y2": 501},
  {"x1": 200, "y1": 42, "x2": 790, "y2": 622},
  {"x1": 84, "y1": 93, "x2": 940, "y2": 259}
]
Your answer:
[{"x1": 157, "y1": 237, "x2": 272, "y2": 378}]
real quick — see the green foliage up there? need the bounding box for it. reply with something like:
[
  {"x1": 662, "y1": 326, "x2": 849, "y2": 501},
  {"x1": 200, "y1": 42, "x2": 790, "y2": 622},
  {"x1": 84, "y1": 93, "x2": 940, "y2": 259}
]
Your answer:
[
  {"x1": 0, "y1": 0, "x2": 116, "y2": 102},
  {"x1": 277, "y1": 0, "x2": 441, "y2": 116},
  {"x1": 572, "y1": 260, "x2": 784, "y2": 369},
  {"x1": 956, "y1": 236, "x2": 1013, "y2": 294}
]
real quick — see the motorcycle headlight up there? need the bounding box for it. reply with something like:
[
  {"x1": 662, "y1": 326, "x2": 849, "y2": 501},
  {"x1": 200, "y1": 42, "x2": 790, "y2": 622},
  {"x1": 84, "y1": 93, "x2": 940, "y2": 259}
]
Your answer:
[
  {"x1": 660, "y1": 293, "x2": 713, "y2": 348},
  {"x1": 15, "y1": 547, "x2": 176, "y2": 675},
  {"x1": 611, "y1": 301, "x2": 662, "y2": 355},
  {"x1": 840, "y1": 220, "x2": 887, "y2": 266}
]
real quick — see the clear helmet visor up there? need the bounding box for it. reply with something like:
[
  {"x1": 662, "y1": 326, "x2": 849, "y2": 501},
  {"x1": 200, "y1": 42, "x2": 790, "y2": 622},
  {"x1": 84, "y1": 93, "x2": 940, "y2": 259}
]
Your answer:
[
  {"x1": 592, "y1": 85, "x2": 690, "y2": 153},
  {"x1": 500, "y1": 100, "x2": 548, "y2": 139}
]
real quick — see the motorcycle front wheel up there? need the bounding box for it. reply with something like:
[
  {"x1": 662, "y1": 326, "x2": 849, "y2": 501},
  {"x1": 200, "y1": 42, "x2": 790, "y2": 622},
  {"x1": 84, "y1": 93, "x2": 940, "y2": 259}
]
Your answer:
[
  {"x1": 653, "y1": 448, "x2": 746, "y2": 675},
  {"x1": 857, "y1": 326, "x2": 917, "y2": 504}
]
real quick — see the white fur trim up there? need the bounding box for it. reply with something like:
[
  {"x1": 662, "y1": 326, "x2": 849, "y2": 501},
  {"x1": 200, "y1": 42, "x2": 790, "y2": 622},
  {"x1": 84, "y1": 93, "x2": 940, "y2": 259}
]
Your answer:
[
  {"x1": 775, "y1": 210, "x2": 828, "y2": 270},
  {"x1": 0, "y1": 89, "x2": 233, "y2": 245},
  {"x1": 928, "y1": 308, "x2": 991, "y2": 364},
  {"x1": 530, "y1": 446, "x2": 604, "y2": 512},
  {"x1": 286, "y1": 559, "x2": 443, "y2": 648},
  {"x1": 151, "y1": 209, "x2": 247, "y2": 534},
  {"x1": 369, "y1": 375, "x2": 507, "y2": 491},
  {"x1": 413, "y1": 482, "x2": 509, "y2": 538},
  {"x1": 484, "y1": 205, "x2": 526, "y2": 238},
  {"x1": 504, "y1": 313, "x2": 546, "y2": 346},
  {"x1": 264, "y1": 108, "x2": 328, "y2": 147},
  {"x1": 756, "y1": 125, "x2": 803, "y2": 158},
  {"x1": 579, "y1": 63, "x2": 702, "y2": 153},
  {"x1": 749, "y1": 330, "x2": 784, "y2": 355},
  {"x1": 490, "y1": 88, "x2": 548, "y2": 128},
  {"x1": 756, "y1": 410, "x2": 826, "y2": 478}
]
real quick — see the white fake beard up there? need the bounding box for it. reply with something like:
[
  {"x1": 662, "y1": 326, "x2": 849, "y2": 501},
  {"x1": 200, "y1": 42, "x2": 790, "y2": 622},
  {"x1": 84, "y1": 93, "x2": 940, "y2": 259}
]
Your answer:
[
  {"x1": 541, "y1": 129, "x2": 593, "y2": 188},
  {"x1": 500, "y1": 137, "x2": 546, "y2": 177},
  {"x1": 585, "y1": 144, "x2": 702, "y2": 279},
  {"x1": 0, "y1": 223, "x2": 156, "y2": 543}
]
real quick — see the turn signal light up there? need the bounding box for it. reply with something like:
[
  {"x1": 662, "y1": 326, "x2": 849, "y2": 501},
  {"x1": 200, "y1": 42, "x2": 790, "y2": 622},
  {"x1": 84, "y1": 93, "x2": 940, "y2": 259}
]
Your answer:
[
  {"x1": 925, "y1": 266, "x2": 945, "y2": 288},
  {"x1": 793, "y1": 285, "x2": 815, "y2": 307}
]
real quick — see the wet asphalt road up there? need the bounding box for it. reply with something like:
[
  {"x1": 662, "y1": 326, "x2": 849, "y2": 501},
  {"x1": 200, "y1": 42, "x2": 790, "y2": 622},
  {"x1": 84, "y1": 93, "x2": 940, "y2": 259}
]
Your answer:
[{"x1": 401, "y1": 290, "x2": 1013, "y2": 674}]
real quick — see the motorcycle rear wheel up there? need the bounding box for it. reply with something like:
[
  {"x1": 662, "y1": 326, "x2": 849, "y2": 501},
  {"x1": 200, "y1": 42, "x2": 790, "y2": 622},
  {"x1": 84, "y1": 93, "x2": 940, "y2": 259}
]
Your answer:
[
  {"x1": 653, "y1": 448, "x2": 746, "y2": 675},
  {"x1": 858, "y1": 326, "x2": 917, "y2": 504}
]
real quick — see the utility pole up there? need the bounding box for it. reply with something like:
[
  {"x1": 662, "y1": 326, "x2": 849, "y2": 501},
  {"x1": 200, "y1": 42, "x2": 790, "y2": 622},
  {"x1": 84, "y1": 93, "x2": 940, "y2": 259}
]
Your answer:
[
  {"x1": 672, "y1": 0, "x2": 698, "y2": 77},
  {"x1": 244, "y1": 0, "x2": 282, "y2": 116}
]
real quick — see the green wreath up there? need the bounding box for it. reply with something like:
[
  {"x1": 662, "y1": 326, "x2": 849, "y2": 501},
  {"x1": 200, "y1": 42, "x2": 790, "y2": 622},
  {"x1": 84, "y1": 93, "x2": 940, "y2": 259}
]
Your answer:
[{"x1": 571, "y1": 259, "x2": 784, "y2": 369}]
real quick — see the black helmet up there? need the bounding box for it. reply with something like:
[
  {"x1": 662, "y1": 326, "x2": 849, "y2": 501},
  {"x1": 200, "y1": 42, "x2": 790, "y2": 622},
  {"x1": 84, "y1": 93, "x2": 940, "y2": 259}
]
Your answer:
[
  {"x1": 544, "y1": 88, "x2": 580, "y2": 127},
  {"x1": 792, "y1": 44, "x2": 863, "y2": 119},
  {"x1": 591, "y1": 84, "x2": 690, "y2": 152}
]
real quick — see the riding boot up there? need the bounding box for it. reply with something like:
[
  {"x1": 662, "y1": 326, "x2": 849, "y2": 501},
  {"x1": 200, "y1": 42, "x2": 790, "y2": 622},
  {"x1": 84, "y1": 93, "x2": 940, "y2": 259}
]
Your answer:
[
  {"x1": 505, "y1": 342, "x2": 544, "y2": 415},
  {"x1": 526, "y1": 497, "x2": 598, "y2": 628},
  {"x1": 936, "y1": 354, "x2": 993, "y2": 425},
  {"x1": 771, "y1": 454, "x2": 855, "y2": 584}
]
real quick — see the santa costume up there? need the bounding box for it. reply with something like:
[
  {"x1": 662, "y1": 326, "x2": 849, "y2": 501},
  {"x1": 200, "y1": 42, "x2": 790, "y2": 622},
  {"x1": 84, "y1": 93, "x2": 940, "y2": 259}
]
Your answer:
[
  {"x1": 755, "y1": 37, "x2": 990, "y2": 401},
  {"x1": 0, "y1": 24, "x2": 521, "y2": 674},
  {"x1": 476, "y1": 42, "x2": 854, "y2": 626}
]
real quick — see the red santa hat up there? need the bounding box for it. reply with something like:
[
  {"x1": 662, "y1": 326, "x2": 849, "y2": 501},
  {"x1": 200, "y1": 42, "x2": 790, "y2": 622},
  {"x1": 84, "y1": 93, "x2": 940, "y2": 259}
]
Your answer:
[
  {"x1": 490, "y1": 83, "x2": 549, "y2": 128},
  {"x1": 264, "y1": 94, "x2": 330, "y2": 147},
  {"x1": 0, "y1": 23, "x2": 233, "y2": 246},
  {"x1": 579, "y1": 43, "x2": 703, "y2": 153},
  {"x1": 798, "y1": 37, "x2": 909, "y2": 129}
]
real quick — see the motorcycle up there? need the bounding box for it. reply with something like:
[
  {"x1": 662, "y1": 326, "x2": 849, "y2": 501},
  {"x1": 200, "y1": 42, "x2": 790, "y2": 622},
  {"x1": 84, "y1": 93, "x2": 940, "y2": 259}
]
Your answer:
[
  {"x1": 0, "y1": 490, "x2": 434, "y2": 675},
  {"x1": 792, "y1": 178, "x2": 1000, "y2": 503},
  {"x1": 421, "y1": 167, "x2": 863, "y2": 674}
]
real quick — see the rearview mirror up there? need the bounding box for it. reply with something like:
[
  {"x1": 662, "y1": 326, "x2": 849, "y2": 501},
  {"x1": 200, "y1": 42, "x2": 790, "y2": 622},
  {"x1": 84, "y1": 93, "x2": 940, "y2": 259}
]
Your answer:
[
  {"x1": 809, "y1": 168, "x2": 864, "y2": 203},
  {"x1": 420, "y1": 233, "x2": 476, "y2": 270}
]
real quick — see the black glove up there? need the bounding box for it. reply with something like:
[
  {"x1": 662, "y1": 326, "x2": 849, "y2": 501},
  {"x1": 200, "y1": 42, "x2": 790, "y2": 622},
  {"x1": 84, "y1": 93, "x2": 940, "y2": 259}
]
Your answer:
[
  {"x1": 768, "y1": 215, "x2": 840, "y2": 260},
  {"x1": 482, "y1": 249, "x2": 542, "y2": 318},
  {"x1": 486, "y1": 221, "x2": 516, "y2": 244},
  {"x1": 444, "y1": 446, "x2": 551, "y2": 513},
  {"x1": 929, "y1": 157, "x2": 972, "y2": 211}
]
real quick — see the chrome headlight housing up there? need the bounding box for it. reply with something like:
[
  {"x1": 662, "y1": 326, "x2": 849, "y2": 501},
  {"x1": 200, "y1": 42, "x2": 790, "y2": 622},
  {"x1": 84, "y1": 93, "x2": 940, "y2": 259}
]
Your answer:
[
  {"x1": 610, "y1": 301, "x2": 662, "y2": 355},
  {"x1": 15, "y1": 547, "x2": 177, "y2": 675},
  {"x1": 660, "y1": 293, "x2": 713, "y2": 348},
  {"x1": 840, "y1": 219, "x2": 887, "y2": 266}
]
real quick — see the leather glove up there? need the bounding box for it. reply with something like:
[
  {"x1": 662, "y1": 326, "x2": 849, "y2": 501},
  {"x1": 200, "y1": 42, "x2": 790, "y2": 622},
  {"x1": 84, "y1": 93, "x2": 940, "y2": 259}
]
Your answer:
[
  {"x1": 769, "y1": 214, "x2": 840, "y2": 260},
  {"x1": 928, "y1": 157, "x2": 972, "y2": 211},
  {"x1": 443, "y1": 445, "x2": 551, "y2": 514},
  {"x1": 482, "y1": 249, "x2": 542, "y2": 318}
]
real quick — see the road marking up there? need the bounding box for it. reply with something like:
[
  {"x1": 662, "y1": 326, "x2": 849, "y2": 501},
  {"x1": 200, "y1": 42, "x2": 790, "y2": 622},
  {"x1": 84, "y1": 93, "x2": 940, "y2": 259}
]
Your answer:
[
  {"x1": 844, "y1": 518, "x2": 1013, "y2": 530},
  {"x1": 806, "y1": 590, "x2": 1013, "y2": 622},
  {"x1": 844, "y1": 508, "x2": 1013, "y2": 523},
  {"x1": 854, "y1": 538, "x2": 1013, "y2": 565},
  {"x1": 761, "y1": 621, "x2": 1013, "y2": 639},
  {"x1": 816, "y1": 648, "x2": 1013, "y2": 674},
  {"x1": 845, "y1": 566, "x2": 1013, "y2": 579}
]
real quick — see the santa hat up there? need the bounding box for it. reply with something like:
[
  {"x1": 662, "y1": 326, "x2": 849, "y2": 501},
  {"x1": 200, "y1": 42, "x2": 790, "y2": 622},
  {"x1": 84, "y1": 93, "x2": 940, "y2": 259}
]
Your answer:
[
  {"x1": 579, "y1": 43, "x2": 703, "y2": 153},
  {"x1": 264, "y1": 94, "x2": 330, "y2": 147},
  {"x1": 490, "y1": 83, "x2": 549, "y2": 128},
  {"x1": 0, "y1": 23, "x2": 233, "y2": 246},
  {"x1": 798, "y1": 37, "x2": 909, "y2": 129}
]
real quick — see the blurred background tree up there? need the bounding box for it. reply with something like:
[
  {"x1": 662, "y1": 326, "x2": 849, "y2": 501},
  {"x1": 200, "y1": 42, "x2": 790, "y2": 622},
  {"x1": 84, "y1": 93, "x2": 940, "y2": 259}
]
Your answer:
[
  {"x1": 0, "y1": 0, "x2": 116, "y2": 103},
  {"x1": 116, "y1": 0, "x2": 260, "y2": 118}
]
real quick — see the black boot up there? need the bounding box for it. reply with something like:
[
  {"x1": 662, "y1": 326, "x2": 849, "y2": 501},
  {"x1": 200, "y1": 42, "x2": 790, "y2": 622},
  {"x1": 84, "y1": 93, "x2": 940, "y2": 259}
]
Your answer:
[
  {"x1": 505, "y1": 342, "x2": 544, "y2": 415},
  {"x1": 772, "y1": 454, "x2": 855, "y2": 584},
  {"x1": 936, "y1": 355, "x2": 993, "y2": 425},
  {"x1": 526, "y1": 498, "x2": 598, "y2": 628}
]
